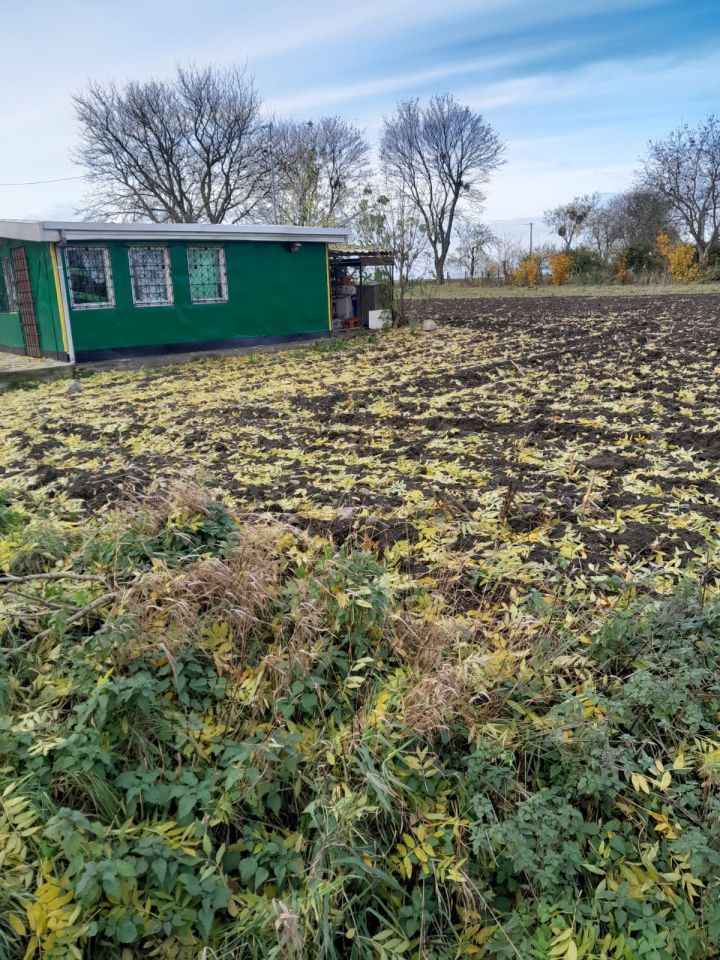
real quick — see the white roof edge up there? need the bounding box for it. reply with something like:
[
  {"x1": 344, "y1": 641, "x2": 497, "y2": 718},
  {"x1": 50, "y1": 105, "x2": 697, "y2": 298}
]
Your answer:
[
  {"x1": 0, "y1": 221, "x2": 54, "y2": 242},
  {"x1": 0, "y1": 219, "x2": 349, "y2": 244}
]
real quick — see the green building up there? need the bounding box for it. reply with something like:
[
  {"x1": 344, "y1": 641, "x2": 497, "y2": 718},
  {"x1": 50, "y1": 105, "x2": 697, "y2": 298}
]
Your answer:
[{"x1": 0, "y1": 220, "x2": 349, "y2": 362}]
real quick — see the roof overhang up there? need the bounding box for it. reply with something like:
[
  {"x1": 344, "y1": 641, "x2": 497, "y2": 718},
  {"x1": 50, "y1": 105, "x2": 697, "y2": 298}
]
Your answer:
[
  {"x1": 329, "y1": 244, "x2": 394, "y2": 267},
  {"x1": 0, "y1": 220, "x2": 350, "y2": 244}
]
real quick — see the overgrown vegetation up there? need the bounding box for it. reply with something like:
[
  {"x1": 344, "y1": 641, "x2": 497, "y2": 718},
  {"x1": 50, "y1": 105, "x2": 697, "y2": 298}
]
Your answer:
[
  {"x1": 1, "y1": 480, "x2": 719, "y2": 959},
  {"x1": 2, "y1": 297, "x2": 720, "y2": 957}
]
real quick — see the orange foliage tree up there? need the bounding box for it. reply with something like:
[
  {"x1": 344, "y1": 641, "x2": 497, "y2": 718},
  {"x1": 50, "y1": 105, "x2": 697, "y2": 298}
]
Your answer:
[
  {"x1": 548, "y1": 252, "x2": 571, "y2": 286},
  {"x1": 657, "y1": 232, "x2": 700, "y2": 282},
  {"x1": 512, "y1": 254, "x2": 541, "y2": 289},
  {"x1": 616, "y1": 253, "x2": 629, "y2": 284}
]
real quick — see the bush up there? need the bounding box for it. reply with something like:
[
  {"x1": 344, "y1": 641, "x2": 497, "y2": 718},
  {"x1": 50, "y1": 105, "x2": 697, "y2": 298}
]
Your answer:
[
  {"x1": 616, "y1": 252, "x2": 630, "y2": 284},
  {"x1": 569, "y1": 245, "x2": 606, "y2": 283},
  {"x1": 548, "y1": 252, "x2": 571, "y2": 286},
  {"x1": 657, "y1": 232, "x2": 700, "y2": 282},
  {"x1": 512, "y1": 254, "x2": 541, "y2": 288},
  {"x1": 700, "y1": 264, "x2": 720, "y2": 283},
  {"x1": 620, "y1": 243, "x2": 664, "y2": 275}
]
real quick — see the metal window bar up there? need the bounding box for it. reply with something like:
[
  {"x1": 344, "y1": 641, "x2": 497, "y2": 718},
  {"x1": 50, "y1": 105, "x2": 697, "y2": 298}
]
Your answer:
[
  {"x1": 128, "y1": 246, "x2": 173, "y2": 305},
  {"x1": 187, "y1": 247, "x2": 227, "y2": 303},
  {"x1": 10, "y1": 247, "x2": 41, "y2": 358},
  {"x1": 65, "y1": 247, "x2": 114, "y2": 309},
  {"x1": 1, "y1": 257, "x2": 18, "y2": 313}
]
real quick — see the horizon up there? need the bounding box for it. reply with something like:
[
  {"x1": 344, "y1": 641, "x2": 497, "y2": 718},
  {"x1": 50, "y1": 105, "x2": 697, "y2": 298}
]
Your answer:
[{"x1": 2, "y1": 0, "x2": 718, "y2": 247}]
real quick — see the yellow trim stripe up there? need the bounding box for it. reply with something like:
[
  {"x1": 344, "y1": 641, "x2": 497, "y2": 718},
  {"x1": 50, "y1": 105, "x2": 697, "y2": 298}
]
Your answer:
[
  {"x1": 325, "y1": 245, "x2": 332, "y2": 331},
  {"x1": 49, "y1": 243, "x2": 69, "y2": 354}
]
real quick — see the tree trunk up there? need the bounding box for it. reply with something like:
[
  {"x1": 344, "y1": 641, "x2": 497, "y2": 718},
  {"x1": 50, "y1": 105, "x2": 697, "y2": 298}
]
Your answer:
[{"x1": 434, "y1": 254, "x2": 446, "y2": 284}]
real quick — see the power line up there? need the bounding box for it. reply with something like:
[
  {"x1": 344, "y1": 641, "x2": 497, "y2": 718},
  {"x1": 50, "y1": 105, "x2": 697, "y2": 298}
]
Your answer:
[{"x1": 0, "y1": 175, "x2": 84, "y2": 187}]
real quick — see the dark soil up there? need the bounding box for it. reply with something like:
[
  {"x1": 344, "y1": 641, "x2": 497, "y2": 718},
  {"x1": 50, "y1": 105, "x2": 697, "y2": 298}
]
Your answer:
[{"x1": 3, "y1": 292, "x2": 720, "y2": 589}]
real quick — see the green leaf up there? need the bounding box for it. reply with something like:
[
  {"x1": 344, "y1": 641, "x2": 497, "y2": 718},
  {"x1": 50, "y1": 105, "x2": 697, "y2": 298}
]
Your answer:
[
  {"x1": 266, "y1": 792, "x2": 282, "y2": 814},
  {"x1": 177, "y1": 792, "x2": 196, "y2": 821},
  {"x1": 151, "y1": 858, "x2": 167, "y2": 885},
  {"x1": 102, "y1": 872, "x2": 122, "y2": 901},
  {"x1": 239, "y1": 856, "x2": 258, "y2": 886},
  {"x1": 300, "y1": 692, "x2": 318, "y2": 712},
  {"x1": 116, "y1": 914, "x2": 139, "y2": 944}
]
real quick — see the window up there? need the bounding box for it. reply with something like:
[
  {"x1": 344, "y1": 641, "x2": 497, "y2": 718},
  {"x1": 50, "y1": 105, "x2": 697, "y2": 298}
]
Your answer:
[
  {"x1": 128, "y1": 246, "x2": 173, "y2": 305},
  {"x1": 65, "y1": 247, "x2": 114, "y2": 309},
  {"x1": 0, "y1": 257, "x2": 17, "y2": 313},
  {"x1": 187, "y1": 247, "x2": 228, "y2": 303}
]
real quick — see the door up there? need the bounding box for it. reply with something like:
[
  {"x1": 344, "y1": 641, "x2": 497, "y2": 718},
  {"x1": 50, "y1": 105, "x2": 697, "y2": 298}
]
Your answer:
[{"x1": 10, "y1": 247, "x2": 42, "y2": 358}]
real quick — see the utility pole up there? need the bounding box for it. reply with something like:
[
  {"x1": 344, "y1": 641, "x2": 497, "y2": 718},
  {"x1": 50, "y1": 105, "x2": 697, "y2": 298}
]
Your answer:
[{"x1": 528, "y1": 222, "x2": 533, "y2": 257}]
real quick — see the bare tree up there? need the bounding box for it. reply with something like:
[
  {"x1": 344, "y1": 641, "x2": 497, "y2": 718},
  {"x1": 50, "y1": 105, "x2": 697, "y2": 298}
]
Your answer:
[
  {"x1": 74, "y1": 64, "x2": 268, "y2": 222},
  {"x1": 489, "y1": 233, "x2": 524, "y2": 282},
  {"x1": 380, "y1": 94, "x2": 504, "y2": 284},
  {"x1": 639, "y1": 116, "x2": 720, "y2": 263},
  {"x1": 450, "y1": 221, "x2": 496, "y2": 278},
  {"x1": 613, "y1": 188, "x2": 677, "y2": 249},
  {"x1": 544, "y1": 194, "x2": 598, "y2": 251},
  {"x1": 357, "y1": 186, "x2": 428, "y2": 323},
  {"x1": 270, "y1": 117, "x2": 370, "y2": 227},
  {"x1": 584, "y1": 200, "x2": 623, "y2": 262}
]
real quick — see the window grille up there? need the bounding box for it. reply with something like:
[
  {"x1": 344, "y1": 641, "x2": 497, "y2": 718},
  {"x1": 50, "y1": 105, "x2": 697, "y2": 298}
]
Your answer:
[
  {"x1": 65, "y1": 247, "x2": 114, "y2": 309},
  {"x1": 128, "y1": 246, "x2": 173, "y2": 305},
  {"x1": 0, "y1": 257, "x2": 18, "y2": 313},
  {"x1": 187, "y1": 247, "x2": 228, "y2": 303}
]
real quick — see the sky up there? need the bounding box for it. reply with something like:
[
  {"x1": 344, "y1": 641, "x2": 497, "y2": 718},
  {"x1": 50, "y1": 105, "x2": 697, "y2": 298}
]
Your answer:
[{"x1": 1, "y1": 0, "x2": 719, "y2": 247}]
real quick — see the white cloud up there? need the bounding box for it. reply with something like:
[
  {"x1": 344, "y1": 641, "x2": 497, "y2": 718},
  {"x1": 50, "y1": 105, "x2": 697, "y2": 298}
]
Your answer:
[
  {"x1": 0, "y1": 0, "x2": 714, "y2": 220},
  {"x1": 459, "y1": 47, "x2": 720, "y2": 114},
  {"x1": 239, "y1": 0, "x2": 665, "y2": 62},
  {"x1": 266, "y1": 42, "x2": 576, "y2": 114}
]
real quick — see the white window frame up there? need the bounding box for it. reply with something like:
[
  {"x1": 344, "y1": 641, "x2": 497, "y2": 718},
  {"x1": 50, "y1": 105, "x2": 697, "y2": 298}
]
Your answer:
[
  {"x1": 1, "y1": 257, "x2": 18, "y2": 313},
  {"x1": 128, "y1": 246, "x2": 174, "y2": 307},
  {"x1": 187, "y1": 246, "x2": 228, "y2": 304},
  {"x1": 65, "y1": 246, "x2": 115, "y2": 310}
]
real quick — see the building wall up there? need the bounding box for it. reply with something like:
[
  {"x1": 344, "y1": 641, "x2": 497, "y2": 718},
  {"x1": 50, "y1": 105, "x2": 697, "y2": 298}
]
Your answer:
[
  {"x1": 65, "y1": 238, "x2": 331, "y2": 359},
  {"x1": 0, "y1": 239, "x2": 66, "y2": 358}
]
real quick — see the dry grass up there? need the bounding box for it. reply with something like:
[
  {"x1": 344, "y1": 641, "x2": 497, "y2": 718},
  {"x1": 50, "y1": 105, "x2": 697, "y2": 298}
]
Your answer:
[
  {"x1": 407, "y1": 280, "x2": 720, "y2": 299},
  {"x1": 125, "y1": 478, "x2": 221, "y2": 535},
  {"x1": 401, "y1": 664, "x2": 464, "y2": 737},
  {"x1": 127, "y1": 549, "x2": 279, "y2": 648},
  {"x1": 391, "y1": 614, "x2": 460, "y2": 672}
]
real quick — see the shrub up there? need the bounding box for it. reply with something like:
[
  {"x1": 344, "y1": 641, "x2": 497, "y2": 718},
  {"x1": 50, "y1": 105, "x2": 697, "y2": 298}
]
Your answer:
[
  {"x1": 701, "y1": 264, "x2": 720, "y2": 282},
  {"x1": 621, "y1": 243, "x2": 663, "y2": 275},
  {"x1": 616, "y1": 252, "x2": 630, "y2": 284},
  {"x1": 657, "y1": 231, "x2": 700, "y2": 282},
  {"x1": 548, "y1": 252, "x2": 571, "y2": 286},
  {"x1": 569, "y1": 245, "x2": 605, "y2": 283},
  {"x1": 512, "y1": 254, "x2": 541, "y2": 288}
]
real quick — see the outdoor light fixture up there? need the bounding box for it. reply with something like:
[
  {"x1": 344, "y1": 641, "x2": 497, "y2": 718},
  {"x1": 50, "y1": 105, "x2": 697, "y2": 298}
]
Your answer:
[{"x1": 288, "y1": 241, "x2": 302, "y2": 253}]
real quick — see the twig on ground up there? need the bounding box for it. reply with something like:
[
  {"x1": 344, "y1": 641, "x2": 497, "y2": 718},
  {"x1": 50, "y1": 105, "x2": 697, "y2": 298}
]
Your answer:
[
  {"x1": 0, "y1": 572, "x2": 106, "y2": 584},
  {"x1": 4, "y1": 591, "x2": 116, "y2": 656}
]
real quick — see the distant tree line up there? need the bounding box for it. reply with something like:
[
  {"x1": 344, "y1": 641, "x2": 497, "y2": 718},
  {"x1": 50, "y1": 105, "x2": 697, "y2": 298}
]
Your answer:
[
  {"x1": 529, "y1": 116, "x2": 720, "y2": 285},
  {"x1": 536, "y1": 188, "x2": 685, "y2": 283},
  {"x1": 73, "y1": 63, "x2": 720, "y2": 294}
]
